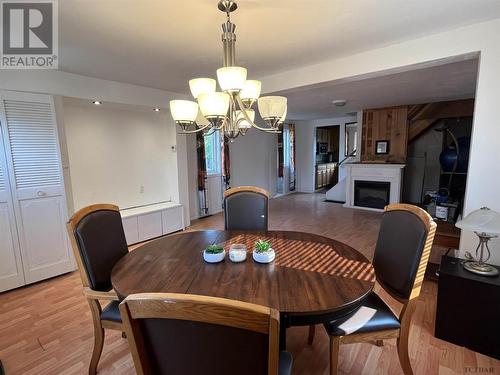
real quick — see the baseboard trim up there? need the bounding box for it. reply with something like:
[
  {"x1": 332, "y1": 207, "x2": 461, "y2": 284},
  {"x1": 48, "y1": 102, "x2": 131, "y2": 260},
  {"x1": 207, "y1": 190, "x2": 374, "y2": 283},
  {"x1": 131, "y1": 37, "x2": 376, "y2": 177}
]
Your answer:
[{"x1": 325, "y1": 199, "x2": 346, "y2": 204}]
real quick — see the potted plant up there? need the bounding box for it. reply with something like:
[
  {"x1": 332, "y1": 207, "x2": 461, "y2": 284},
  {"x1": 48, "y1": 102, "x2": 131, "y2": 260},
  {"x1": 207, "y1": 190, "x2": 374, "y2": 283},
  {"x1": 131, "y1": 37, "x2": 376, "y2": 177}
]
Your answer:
[
  {"x1": 252, "y1": 240, "x2": 275, "y2": 264},
  {"x1": 203, "y1": 244, "x2": 225, "y2": 263}
]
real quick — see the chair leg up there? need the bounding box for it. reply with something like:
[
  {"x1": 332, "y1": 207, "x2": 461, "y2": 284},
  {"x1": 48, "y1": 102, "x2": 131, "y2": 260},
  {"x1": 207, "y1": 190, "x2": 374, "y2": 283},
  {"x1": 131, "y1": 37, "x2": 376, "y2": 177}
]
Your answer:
[
  {"x1": 397, "y1": 300, "x2": 417, "y2": 375},
  {"x1": 88, "y1": 300, "x2": 105, "y2": 375},
  {"x1": 121, "y1": 331, "x2": 127, "y2": 339},
  {"x1": 397, "y1": 335, "x2": 413, "y2": 375},
  {"x1": 329, "y1": 336, "x2": 340, "y2": 375},
  {"x1": 307, "y1": 324, "x2": 316, "y2": 345}
]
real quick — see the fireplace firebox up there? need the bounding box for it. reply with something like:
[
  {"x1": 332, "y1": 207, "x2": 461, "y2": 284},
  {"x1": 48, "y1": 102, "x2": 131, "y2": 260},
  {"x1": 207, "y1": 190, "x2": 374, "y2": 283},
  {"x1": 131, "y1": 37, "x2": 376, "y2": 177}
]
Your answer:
[{"x1": 354, "y1": 180, "x2": 391, "y2": 209}]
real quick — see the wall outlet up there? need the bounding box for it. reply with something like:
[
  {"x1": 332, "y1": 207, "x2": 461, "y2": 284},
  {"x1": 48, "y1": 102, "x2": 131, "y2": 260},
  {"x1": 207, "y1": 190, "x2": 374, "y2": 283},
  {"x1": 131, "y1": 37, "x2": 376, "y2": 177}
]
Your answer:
[{"x1": 140, "y1": 185, "x2": 144, "y2": 194}]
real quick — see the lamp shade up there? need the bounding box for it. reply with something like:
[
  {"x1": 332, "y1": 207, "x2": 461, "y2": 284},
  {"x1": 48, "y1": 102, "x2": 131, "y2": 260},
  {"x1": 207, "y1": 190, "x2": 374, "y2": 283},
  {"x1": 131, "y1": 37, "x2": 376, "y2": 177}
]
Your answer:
[
  {"x1": 240, "y1": 80, "x2": 262, "y2": 101},
  {"x1": 217, "y1": 67, "x2": 247, "y2": 92},
  {"x1": 258, "y1": 96, "x2": 287, "y2": 119},
  {"x1": 195, "y1": 110, "x2": 210, "y2": 127},
  {"x1": 456, "y1": 207, "x2": 500, "y2": 235},
  {"x1": 169, "y1": 100, "x2": 199, "y2": 122},
  {"x1": 236, "y1": 109, "x2": 255, "y2": 129},
  {"x1": 189, "y1": 78, "x2": 216, "y2": 100},
  {"x1": 198, "y1": 92, "x2": 230, "y2": 118}
]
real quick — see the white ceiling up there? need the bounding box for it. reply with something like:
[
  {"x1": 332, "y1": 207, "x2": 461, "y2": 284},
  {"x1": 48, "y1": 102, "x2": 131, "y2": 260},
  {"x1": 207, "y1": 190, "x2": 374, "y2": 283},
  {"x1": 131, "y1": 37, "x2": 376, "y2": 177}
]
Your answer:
[
  {"x1": 59, "y1": 0, "x2": 500, "y2": 94},
  {"x1": 280, "y1": 58, "x2": 479, "y2": 120}
]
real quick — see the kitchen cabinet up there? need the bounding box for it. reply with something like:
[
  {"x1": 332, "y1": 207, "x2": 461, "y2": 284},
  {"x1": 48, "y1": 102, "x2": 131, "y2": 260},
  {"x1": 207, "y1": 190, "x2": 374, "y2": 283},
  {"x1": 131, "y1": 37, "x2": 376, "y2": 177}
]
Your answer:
[{"x1": 315, "y1": 163, "x2": 338, "y2": 190}]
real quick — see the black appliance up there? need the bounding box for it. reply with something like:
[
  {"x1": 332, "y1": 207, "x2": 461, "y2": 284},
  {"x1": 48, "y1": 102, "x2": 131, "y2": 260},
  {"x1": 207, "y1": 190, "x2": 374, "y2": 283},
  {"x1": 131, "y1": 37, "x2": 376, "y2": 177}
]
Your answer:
[{"x1": 317, "y1": 142, "x2": 328, "y2": 154}]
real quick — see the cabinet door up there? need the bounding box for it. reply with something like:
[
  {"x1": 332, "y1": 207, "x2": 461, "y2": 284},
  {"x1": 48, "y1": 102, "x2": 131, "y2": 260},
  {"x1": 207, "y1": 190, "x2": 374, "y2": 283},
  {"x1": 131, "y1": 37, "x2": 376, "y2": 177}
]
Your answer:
[
  {"x1": 137, "y1": 212, "x2": 162, "y2": 242},
  {"x1": 122, "y1": 216, "x2": 139, "y2": 245},
  {"x1": 0, "y1": 91, "x2": 74, "y2": 284},
  {"x1": 162, "y1": 206, "x2": 184, "y2": 235},
  {"x1": 0, "y1": 124, "x2": 25, "y2": 292}
]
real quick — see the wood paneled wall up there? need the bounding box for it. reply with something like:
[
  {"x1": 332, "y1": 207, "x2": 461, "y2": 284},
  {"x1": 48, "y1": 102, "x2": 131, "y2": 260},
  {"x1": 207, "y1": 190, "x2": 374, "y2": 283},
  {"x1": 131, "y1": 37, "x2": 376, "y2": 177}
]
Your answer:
[{"x1": 361, "y1": 106, "x2": 408, "y2": 163}]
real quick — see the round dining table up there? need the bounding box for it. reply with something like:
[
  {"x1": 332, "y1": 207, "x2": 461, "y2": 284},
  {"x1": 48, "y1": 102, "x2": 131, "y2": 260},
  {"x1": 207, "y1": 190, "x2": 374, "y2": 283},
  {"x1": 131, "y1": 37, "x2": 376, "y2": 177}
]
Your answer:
[{"x1": 111, "y1": 230, "x2": 375, "y2": 348}]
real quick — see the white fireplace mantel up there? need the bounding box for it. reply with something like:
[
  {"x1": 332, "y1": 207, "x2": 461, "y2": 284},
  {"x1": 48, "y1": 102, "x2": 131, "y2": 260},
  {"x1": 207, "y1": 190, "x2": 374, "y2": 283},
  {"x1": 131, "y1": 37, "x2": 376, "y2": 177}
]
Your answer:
[{"x1": 343, "y1": 163, "x2": 405, "y2": 211}]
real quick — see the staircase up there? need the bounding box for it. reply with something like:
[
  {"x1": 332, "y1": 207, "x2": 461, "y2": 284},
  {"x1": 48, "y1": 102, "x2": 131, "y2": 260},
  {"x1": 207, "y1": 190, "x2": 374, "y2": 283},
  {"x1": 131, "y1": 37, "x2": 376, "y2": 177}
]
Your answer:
[{"x1": 325, "y1": 150, "x2": 356, "y2": 203}]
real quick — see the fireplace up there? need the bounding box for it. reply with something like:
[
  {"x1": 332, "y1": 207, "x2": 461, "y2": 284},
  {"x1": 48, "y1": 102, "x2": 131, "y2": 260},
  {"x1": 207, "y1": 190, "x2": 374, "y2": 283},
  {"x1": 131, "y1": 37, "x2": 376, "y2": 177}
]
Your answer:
[{"x1": 354, "y1": 180, "x2": 390, "y2": 209}]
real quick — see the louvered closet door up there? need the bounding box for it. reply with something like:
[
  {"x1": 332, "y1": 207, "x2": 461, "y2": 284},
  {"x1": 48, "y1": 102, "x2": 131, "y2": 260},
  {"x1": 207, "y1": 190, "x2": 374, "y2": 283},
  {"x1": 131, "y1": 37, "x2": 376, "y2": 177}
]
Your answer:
[
  {"x1": 0, "y1": 124, "x2": 25, "y2": 291},
  {"x1": 0, "y1": 91, "x2": 74, "y2": 284}
]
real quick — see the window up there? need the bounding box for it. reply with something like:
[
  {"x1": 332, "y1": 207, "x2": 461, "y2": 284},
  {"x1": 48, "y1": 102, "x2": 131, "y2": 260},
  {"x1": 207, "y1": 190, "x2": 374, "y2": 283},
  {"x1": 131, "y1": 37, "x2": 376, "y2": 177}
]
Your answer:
[{"x1": 204, "y1": 131, "x2": 221, "y2": 176}]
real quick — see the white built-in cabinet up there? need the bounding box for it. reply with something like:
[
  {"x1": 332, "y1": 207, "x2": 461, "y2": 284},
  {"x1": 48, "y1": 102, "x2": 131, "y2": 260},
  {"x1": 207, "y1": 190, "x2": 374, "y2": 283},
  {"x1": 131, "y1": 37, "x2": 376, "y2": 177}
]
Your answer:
[
  {"x1": 0, "y1": 91, "x2": 74, "y2": 292},
  {"x1": 121, "y1": 202, "x2": 184, "y2": 245}
]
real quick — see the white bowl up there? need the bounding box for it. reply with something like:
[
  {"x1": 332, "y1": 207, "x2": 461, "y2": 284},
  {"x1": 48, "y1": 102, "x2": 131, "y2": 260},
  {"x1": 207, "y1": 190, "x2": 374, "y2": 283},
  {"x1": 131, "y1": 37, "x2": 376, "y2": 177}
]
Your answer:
[
  {"x1": 203, "y1": 249, "x2": 226, "y2": 263},
  {"x1": 252, "y1": 249, "x2": 275, "y2": 264}
]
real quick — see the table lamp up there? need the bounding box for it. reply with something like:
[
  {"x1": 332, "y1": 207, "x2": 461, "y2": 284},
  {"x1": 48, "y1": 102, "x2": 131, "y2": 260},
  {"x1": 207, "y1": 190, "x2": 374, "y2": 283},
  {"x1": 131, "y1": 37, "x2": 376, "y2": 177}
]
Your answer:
[{"x1": 455, "y1": 207, "x2": 500, "y2": 276}]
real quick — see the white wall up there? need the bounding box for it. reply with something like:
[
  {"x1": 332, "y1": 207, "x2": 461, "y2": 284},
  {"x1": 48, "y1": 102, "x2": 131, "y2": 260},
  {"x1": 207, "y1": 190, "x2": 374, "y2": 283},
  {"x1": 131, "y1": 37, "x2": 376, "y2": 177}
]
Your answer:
[
  {"x1": 229, "y1": 130, "x2": 278, "y2": 196},
  {"x1": 0, "y1": 70, "x2": 191, "y2": 226},
  {"x1": 62, "y1": 98, "x2": 177, "y2": 211},
  {"x1": 295, "y1": 115, "x2": 357, "y2": 193},
  {"x1": 261, "y1": 18, "x2": 500, "y2": 265}
]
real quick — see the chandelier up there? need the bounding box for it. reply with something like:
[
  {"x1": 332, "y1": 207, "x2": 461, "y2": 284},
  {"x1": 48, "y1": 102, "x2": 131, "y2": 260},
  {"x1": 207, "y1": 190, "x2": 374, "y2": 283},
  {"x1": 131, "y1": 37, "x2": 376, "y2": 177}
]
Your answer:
[{"x1": 169, "y1": 0, "x2": 287, "y2": 140}]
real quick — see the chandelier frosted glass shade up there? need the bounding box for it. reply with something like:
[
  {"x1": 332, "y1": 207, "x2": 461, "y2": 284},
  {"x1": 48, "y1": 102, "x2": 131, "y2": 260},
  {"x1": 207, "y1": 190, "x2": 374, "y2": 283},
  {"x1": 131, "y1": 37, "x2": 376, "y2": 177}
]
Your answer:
[
  {"x1": 169, "y1": 100, "x2": 199, "y2": 123},
  {"x1": 258, "y1": 96, "x2": 287, "y2": 120},
  {"x1": 236, "y1": 109, "x2": 255, "y2": 129},
  {"x1": 195, "y1": 110, "x2": 210, "y2": 127},
  {"x1": 240, "y1": 80, "x2": 262, "y2": 102},
  {"x1": 198, "y1": 92, "x2": 230, "y2": 118},
  {"x1": 189, "y1": 78, "x2": 216, "y2": 100},
  {"x1": 217, "y1": 67, "x2": 247, "y2": 92}
]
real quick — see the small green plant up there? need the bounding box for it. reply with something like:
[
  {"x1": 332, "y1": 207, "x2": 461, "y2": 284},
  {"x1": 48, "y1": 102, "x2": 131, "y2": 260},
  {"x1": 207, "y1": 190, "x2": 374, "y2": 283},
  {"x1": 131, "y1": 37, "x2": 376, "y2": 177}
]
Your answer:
[
  {"x1": 205, "y1": 244, "x2": 224, "y2": 254},
  {"x1": 255, "y1": 239, "x2": 272, "y2": 253}
]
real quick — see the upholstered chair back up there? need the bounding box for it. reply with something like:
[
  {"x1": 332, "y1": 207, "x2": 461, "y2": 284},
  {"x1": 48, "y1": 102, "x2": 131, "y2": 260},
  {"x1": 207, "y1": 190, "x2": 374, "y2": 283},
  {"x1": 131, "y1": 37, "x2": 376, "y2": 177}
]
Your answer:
[
  {"x1": 69, "y1": 205, "x2": 128, "y2": 291},
  {"x1": 120, "y1": 293, "x2": 282, "y2": 375},
  {"x1": 224, "y1": 186, "x2": 269, "y2": 231},
  {"x1": 372, "y1": 204, "x2": 435, "y2": 300}
]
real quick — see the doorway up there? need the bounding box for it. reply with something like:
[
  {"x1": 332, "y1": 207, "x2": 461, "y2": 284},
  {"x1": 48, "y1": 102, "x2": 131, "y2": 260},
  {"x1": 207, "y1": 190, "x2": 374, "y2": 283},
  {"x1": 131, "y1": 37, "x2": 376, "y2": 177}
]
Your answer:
[
  {"x1": 277, "y1": 124, "x2": 296, "y2": 196},
  {"x1": 315, "y1": 125, "x2": 340, "y2": 190},
  {"x1": 197, "y1": 131, "x2": 223, "y2": 217}
]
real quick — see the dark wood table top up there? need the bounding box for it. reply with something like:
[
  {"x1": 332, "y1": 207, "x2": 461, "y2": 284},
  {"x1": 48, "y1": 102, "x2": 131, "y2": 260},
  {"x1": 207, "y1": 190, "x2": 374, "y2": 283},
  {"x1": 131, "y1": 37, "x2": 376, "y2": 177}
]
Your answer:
[{"x1": 111, "y1": 230, "x2": 375, "y2": 319}]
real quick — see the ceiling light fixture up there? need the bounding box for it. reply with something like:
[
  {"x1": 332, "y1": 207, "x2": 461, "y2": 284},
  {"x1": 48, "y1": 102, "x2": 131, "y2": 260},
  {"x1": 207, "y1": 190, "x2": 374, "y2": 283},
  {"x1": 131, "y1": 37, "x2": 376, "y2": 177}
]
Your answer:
[
  {"x1": 332, "y1": 100, "x2": 347, "y2": 107},
  {"x1": 153, "y1": 107, "x2": 161, "y2": 112},
  {"x1": 92, "y1": 100, "x2": 102, "y2": 105},
  {"x1": 169, "y1": 1, "x2": 287, "y2": 140}
]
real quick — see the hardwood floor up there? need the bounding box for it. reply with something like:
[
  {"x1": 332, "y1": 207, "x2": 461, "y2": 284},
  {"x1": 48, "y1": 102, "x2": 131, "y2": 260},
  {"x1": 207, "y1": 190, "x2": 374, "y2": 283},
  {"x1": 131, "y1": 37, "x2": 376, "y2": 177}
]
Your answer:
[{"x1": 0, "y1": 193, "x2": 498, "y2": 374}]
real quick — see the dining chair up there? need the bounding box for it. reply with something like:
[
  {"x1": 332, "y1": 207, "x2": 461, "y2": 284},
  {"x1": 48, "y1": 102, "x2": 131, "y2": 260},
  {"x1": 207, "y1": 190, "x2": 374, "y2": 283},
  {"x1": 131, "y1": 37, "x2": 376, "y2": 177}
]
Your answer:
[
  {"x1": 308, "y1": 203, "x2": 436, "y2": 375},
  {"x1": 119, "y1": 293, "x2": 293, "y2": 375},
  {"x1": 224, "y1": 186, "x2": 270, "y2": 231},
  {"x1": 67, "y1": 204, "x2": 129, "y2": 375}
]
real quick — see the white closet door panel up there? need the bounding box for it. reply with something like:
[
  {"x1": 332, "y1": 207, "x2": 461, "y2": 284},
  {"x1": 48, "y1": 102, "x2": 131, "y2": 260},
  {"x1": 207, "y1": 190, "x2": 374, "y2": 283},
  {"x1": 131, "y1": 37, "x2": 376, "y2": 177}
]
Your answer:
[
  {"x1": 0, "y1": 127, "x2": 25, "y2": 291},
  {"x1": 18, "y1": 196, "x2": 73, "y2": 283},
  {"x1": 0, "y1": 91, "x2": 74, "y2": 285},
  {"x1": 2, "y1": 98, "x2": 62, "y2": 199},
  {"x1": 0, "y1": 203, "x2": 24, "y2": 291}
]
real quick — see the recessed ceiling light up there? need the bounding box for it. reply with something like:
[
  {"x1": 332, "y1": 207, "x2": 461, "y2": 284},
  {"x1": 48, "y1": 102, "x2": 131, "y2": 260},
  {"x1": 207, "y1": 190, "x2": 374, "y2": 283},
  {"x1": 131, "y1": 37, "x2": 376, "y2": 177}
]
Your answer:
[
  {"x1": 92, "y1": 100, "x2": 102, "y2": 105},
  {"x1": 153, "y1": 107, "x2": 161, "y2": 112},
  {"x1": 332, "y1": 99, "x2": 347, "y2": 107}
]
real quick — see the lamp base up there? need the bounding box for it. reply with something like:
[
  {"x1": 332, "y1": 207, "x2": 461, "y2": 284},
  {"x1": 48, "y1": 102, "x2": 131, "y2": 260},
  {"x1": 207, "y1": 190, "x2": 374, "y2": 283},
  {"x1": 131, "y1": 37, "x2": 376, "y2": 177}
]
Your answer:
[{"x1": 463, "y1": 261, "x2": 499, "y2": 276}]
